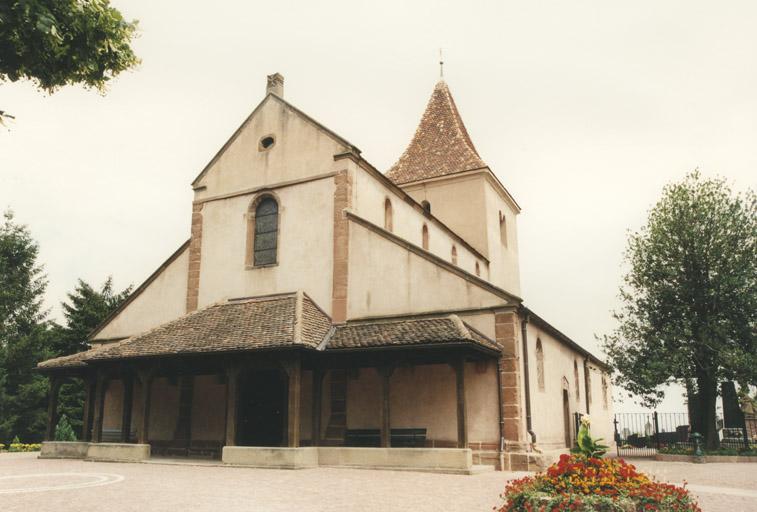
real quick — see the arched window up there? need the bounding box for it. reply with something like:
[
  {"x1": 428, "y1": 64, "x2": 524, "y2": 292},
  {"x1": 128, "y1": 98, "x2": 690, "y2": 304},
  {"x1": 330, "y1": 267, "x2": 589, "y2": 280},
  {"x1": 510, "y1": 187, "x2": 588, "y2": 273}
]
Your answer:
[
  {"x1": 475, "y1": 261, "x2": 480, "y2": 276},
  {"x1": 536, "y1": 338, "x2": 545, "y2": 391},
  {"x1": 247, "y1": 195, "x2": 279, "y2": 267},
  {"x1": 499, "y1": 211, "x2": 507, "y2": 247},
  {"x1": 451, "y1": 245, "x2": 458, "y2": 265},
  {"x1": 384, "y1": 198, "x2": 393, "y2": 232},
  {"x1": 422, "y1": 224, "x2": 429, "y2": 250},
  {"x1": 602, "y1": 375, "x2": 609, "y2": 409},
  {"x1": 573, "y1": 360, "x2": 580, "y2": 400},
  {"x1": 421, "y1": 200, "x2": 431, "y2": 214}
]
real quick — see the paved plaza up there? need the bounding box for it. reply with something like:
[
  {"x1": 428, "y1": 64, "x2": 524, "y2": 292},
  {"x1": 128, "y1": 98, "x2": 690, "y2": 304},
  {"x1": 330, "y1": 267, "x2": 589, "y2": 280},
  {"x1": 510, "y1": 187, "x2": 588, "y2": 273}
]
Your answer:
[{"x1": 1, "y1": 453, "x2": 755, "y2": 511}]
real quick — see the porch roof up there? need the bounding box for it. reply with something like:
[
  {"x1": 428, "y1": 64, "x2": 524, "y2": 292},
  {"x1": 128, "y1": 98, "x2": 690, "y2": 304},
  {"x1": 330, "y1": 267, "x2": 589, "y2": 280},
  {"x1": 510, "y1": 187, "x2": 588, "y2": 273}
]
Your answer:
[
  {"x1": 37, "y1": 294, "x2": 500, "y2": 371},
  {"x1": 328, "y1": 316, "x2": 500, "y2": 353}
]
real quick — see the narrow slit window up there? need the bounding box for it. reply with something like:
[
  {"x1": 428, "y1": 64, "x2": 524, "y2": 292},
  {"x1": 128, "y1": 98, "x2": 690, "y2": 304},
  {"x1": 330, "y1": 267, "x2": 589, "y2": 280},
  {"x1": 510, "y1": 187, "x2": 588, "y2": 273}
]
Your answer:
[
  {"x1": 536, "y1": 339, "x2": 545, "y2": 391},
  {"x1": 422, "y1": 224, "x2": 429, "y2": 250},
  {"x1": 384, "y1": 198, "x2": 393, "y2": 232}
]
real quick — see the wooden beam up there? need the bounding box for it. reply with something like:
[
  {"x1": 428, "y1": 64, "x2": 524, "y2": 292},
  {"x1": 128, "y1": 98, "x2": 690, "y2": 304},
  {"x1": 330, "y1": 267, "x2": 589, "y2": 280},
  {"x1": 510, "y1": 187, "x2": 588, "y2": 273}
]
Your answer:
[
  {"x1": 452, "y1": 358, "x2": 468, "y2": 449},
  {"x1": 91, "y1": 372, "x2": 107, "y2": 443},
  {"x1": 45, "y1": 376, "x2": 62, "y2": 441},
  {"x1": 311, "y1": 368, "x2": 324, "y2": 446},
  {"x1": 378, "y1": 366, "x2": 394, "y2": 448},
  {"x1": 283, "y1": 357, "x2": 302, "y2": 448},
  {"x1": 81, "y1": 376, "x2": 96, "y2": 442},
  {"x1": 137, "y1": 369, "x2": 154, "y2": 445},
  {"x1": 120, "y1": 375, "x2": 134, "y2": 443},
  {"x1": 224, "y1": 365, "x2": 241, "y2": 447}
]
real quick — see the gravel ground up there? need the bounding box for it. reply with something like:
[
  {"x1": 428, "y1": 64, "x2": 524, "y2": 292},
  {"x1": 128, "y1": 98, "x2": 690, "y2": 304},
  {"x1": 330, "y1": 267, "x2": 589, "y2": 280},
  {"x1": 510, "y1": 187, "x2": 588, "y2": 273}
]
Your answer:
[{"x1": 1, "y1": 453, "x2": 755, "y2": 511}]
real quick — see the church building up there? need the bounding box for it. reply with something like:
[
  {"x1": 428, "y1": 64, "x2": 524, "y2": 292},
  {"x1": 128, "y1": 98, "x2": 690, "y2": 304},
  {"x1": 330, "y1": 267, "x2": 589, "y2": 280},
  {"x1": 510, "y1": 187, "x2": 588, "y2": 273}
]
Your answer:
[{"x1": 38, "y1": 73, "x2": 613, "y2": 472}]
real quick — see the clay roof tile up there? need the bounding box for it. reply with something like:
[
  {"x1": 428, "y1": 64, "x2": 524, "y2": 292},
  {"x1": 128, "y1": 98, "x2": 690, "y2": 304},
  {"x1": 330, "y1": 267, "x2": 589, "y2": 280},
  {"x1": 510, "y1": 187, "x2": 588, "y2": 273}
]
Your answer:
[{"x1": 386, "y1": 80, "x2": 487, "y2": 185}]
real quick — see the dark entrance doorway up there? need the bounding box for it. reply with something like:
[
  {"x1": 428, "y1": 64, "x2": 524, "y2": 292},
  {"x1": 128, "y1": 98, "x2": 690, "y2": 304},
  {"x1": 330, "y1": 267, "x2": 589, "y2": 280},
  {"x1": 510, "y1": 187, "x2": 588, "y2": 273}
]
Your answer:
[{"x1": 237, "y1": 370, "x2": 287, "y2": 447}]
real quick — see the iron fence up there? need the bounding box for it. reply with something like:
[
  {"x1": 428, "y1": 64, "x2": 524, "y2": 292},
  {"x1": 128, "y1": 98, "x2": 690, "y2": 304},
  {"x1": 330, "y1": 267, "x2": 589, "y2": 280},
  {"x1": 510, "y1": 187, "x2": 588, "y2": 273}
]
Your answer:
[{"x1": 613, "y1": 412, "x2": 755, "y2": 457}]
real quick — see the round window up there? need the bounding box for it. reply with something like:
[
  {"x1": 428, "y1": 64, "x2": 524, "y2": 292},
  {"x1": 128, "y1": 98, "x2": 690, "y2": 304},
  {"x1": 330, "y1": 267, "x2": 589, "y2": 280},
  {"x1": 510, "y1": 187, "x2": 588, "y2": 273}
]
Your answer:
[{"x1": 259, "y1": 136, "x2": 275, "y2": 150}]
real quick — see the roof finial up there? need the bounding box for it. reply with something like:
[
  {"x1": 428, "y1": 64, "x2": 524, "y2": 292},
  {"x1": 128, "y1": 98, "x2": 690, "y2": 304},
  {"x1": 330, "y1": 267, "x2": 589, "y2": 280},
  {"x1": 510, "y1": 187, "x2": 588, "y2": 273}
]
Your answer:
[{"x1": 439, "y1": 48, "x2": 444, "y2": 79}]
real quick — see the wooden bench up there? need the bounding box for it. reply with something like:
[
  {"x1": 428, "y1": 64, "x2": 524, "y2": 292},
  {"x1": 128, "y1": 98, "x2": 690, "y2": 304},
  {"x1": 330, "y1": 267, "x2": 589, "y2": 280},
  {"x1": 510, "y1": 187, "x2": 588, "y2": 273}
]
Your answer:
[
  {"x1": 150, "y1": 440, "x2": 222, "y2": 459},
  {"x1": 345, "y1": 428, "x2": 427, "y2": 448}
]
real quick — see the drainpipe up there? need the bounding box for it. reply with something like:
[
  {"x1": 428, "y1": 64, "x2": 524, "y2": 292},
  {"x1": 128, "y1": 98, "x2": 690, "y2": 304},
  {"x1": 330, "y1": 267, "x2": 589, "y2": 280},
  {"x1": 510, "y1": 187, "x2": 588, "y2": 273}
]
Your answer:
[
  {"x1": 583, "y1": 357, "x2": 591, "y2": 415},
  {"x1": 520, "y1": 311, "x2": 537, "y2": 446}
]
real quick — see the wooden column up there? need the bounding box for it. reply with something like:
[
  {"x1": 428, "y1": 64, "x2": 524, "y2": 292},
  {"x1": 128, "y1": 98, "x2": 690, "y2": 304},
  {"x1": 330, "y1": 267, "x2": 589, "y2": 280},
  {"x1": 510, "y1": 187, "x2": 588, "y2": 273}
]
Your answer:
[
  {"x1": 311, "y1": 368, "x2": 324, "y2": 447},
  {"x1": 137, "y1": 369, "x2": 154, "y2": 445},
  {"x1": 45, "y1": 376, "x2": 62, "y2": 441},
  {"x1": 224, "y1": 365, "x2": 241, "y2": 447},
  {"x1": 378, "y1": 366, "x2": 394, "y2": 448},
  {"x1": 452, "y1": 357, "x2": 468, "y2": 449},
  {"x1": 81, "y1": 376, "x2": 96, "y2": 441},
  {"x1": 120, "y1": 375, "x2": 134, "y2": 443},
  {"x1": 283, "y1": 357, "x2": 302, "y2": 448},
  {"x1": 91, "y1": 371, "x2": 107, "y2": 443}
]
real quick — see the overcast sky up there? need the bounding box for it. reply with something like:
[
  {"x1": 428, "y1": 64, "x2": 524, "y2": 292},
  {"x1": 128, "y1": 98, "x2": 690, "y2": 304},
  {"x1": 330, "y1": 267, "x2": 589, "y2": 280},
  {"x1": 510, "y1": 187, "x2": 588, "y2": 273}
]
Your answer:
[{"x1": 1, "y1": 1, "x2": 755, "y2": 412}]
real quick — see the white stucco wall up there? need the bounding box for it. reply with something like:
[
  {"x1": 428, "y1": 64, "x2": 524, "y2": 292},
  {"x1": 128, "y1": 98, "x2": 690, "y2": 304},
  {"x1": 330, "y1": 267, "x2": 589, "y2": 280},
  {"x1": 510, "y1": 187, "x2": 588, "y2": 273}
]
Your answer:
[
  {"x1": 347, "y1": 221, "x2": 508, "y2": 318},
  {"x1": 94, "y1": 245, "x2": 189, "y2": 340},
  {"x1": 197, "y1": 177, "x2": 334, "y2": 312},
  {"x1": 352, "y1": 168, "x2": 486, "y2": 279},
  {"x1": 190, "y1": 375, "x2": 226, "y2": 441},
  {"x1": 483, "y1": 181, "x2": 521, "y2": 296},
  {"x1": 193, "y1": 95, "x2": 349, "y2": 199},
  {"x1": 525, "y1": 322, "x2": 613, "y2": 450},
  {"x1": 402, "y1": 172, "x2": 521, "y2": 296},
  {"x1": 345, "y1": 363, "x2": 498, "y2": 445}
]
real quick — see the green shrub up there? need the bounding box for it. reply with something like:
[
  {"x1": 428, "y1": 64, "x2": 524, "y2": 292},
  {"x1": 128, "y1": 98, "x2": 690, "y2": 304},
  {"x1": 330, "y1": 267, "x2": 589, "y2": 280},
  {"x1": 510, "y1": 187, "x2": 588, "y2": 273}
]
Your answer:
[
  {"x1": 54, "y1": 414, "x2": 77, "y2": 442},
  {"x1": 8, "y1": 436, "x2": 21, "y2": 452}
]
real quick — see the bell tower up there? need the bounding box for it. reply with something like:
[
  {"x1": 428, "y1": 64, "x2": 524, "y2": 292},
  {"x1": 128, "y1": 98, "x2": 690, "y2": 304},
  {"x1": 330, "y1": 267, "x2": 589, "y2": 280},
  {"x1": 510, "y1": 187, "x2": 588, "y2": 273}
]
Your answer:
[{"x1": 386, "y1": 80, "x2": 521, "y2": 296}]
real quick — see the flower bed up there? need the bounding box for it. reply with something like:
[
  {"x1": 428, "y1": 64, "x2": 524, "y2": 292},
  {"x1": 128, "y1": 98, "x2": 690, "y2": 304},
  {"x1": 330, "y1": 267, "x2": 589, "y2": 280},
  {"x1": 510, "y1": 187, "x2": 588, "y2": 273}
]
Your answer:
[
  {"x1": 496, "y1": 417, "x2": 701, "y2": 511},
  {"x1": 497, "y1": 454, "x2": 701, "y2": 511},
  {"x1": 0, "y1": 442, "x2": 42, "y2": 452}
]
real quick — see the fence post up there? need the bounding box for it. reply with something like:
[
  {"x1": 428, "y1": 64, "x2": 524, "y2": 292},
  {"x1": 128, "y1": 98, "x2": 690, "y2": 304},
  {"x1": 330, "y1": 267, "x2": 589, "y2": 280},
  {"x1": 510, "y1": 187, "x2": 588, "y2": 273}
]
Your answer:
[
  {"x1": 574, "y1": 412, "x2": 582, "y2": 446},
  {"x1": 613, "y1": 416, "x2": 620, "y2": 457},
  {"x1": 653, "y1": 411, "x2": 660, "y2": 450},
  {"x1": 743, "y1": 421, "x2": 750, "y2": 450}
]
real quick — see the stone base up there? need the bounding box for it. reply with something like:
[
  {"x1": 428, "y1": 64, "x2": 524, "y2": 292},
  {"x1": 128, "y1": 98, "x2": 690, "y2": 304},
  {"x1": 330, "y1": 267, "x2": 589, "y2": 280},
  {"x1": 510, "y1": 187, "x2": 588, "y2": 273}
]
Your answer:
[
  {"x1": 317, "y1": 447, "x2": 472, "y2": 472},
  {"x1": 39, "y1": 441, "x2": 90, "y2": 459},
  {"x1": 86, "y1": 443, "x2": 151, "y2": 462},
  {"x1": 655, "y1": 453, "x2": 757, "y2": 464},
  {"x1": 221, "y1": 446, "x2": 473, "y2": 473},
  {"x1": 502, "y1": 447, "x2": 567, "y2": 471},
  {"x1": 222, "y1": 446, "x2": 318, "y2": 469},
  {"x1": 39, "y1": 441, "x2": 151, "y2": 462}
]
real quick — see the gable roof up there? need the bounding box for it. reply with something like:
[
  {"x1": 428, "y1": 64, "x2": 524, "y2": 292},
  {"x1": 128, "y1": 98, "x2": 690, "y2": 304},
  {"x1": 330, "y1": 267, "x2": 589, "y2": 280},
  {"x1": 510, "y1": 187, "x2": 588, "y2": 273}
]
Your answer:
[
  {"x1": 386, "y1": 80, "x2": 488, "y2": 185},
  {"x1": 191, "y1": 94, "x2": 361, "y2": 188},
  {"x1": 90, "y1": 292, "x2": 330, "y2": 361}
]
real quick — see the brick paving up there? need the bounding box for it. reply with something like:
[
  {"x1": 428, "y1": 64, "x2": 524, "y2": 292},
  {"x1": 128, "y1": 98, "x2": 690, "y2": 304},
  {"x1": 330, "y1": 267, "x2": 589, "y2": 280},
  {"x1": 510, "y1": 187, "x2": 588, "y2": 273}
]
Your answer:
[{"x1": 1, "y1": 453, "x2": 755, "y2": 512}]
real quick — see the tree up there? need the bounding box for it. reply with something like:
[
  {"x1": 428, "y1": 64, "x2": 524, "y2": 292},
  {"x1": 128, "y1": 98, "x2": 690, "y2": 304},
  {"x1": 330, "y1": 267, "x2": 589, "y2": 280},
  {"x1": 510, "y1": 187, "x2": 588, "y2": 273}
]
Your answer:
[
  {"x1": 0, "y1": 0, "x2": 139, "y2": 124},
  {"x1": 54, "y1": 413, "x2": 76, "y2": 441},
  {"x1": 54, "y1": 277, "x2": 132, "y2": 356},
  {"x1": 0, "y1": 210, "x2": 52, "y2": 442},
  {"x1": 603, "y1": 171, "x2": 756, "y2": 449},
  {"x1": 53, "y1": 277, "x2": 131, "y2": 436}
]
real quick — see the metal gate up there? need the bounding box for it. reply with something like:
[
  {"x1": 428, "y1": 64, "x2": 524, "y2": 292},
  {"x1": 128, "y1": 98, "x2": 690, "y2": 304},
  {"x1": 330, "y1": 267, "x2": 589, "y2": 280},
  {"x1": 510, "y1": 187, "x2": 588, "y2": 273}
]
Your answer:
[{"x1": 613, "y1": 412, "x2": 690, "y2": 457}]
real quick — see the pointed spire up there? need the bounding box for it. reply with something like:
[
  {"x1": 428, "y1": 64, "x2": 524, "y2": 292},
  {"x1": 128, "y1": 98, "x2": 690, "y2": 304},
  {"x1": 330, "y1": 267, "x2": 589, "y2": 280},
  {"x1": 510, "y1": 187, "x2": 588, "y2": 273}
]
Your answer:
[{"x1": 386, "y1": 80, "x2": 487, "y2": 185}]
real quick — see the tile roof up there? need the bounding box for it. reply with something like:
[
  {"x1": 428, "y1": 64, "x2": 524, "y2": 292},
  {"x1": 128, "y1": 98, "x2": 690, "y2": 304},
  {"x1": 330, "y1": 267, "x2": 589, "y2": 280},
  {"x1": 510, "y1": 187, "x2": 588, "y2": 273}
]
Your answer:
[
  {"x1": 329, "y1": 315, "x2": 500, "y2": 352},
  {"x1": 386, "y1": 80, "x2": 487, "y2": 185},
  {"x1": 38, "y1": 293, "x2": 330, "y2": 368},
  {"x1": 37, "y1": 297, "x2": 499, "y2": 370}
]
